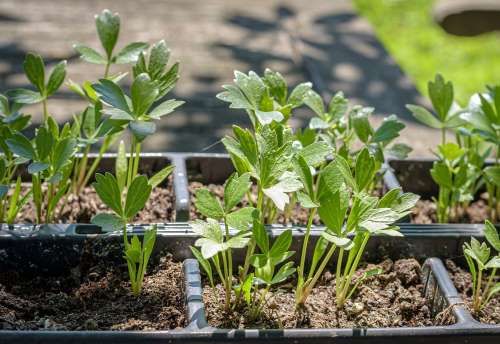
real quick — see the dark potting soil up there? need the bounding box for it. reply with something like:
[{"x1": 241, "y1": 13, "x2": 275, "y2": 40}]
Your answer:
[
  {"x1": 16, "y1": 180, "x2": 175, "y2": 224},
  {"x1": 0, "y1": 240, "x2": 186, "y2": 330},
  {"x1": 445, "y1": 259, "x2": 500, "y2": 324},
  {"x1": 203, "y1": 258, "x2": 454, "y2": 329},
  {"x1": 411, "y1": 198, "x2": 489, "y2": 224}
]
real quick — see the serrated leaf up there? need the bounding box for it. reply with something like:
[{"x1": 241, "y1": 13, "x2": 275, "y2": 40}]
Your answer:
[
  {"x1": 131, "y1": 73, "x2": 158, "y2": 116},
  {"x1": 355, "y1": 148, "x2": 375, "y2": 192},
  {"x1": 91, "y1": 213, "x2": 125, "y2": 232},
  {"x1": 484, "y1": 220, "x2": 500, "y2": 251},
  {"x1": 226, "y1": 207, "x2": 255, "y2": 232},
  {"x1": 255, "y1": 109, "x2": 284, "y2": 125},
  {"x1": 149, "y1": 165, "x2": 174, "y2": 189},
  {"x1": 116, "y1": 140, "x2": 127, "y2": 190},
  {"x1": 304, "y1": 90, "x2": 324, "y2": 116},
  {"x1": 129, "y1": 120, "x2": 156, "y2": 142},
  {"x1": 115, "y1": 42, "x2": 149, "y2": 64},
  {"x1": 298, "y1": 141, "x2": 330, "y2": 167},
  {"x1": 406, "y1": 104, "x2": 443, "y2": 129},
  {"x1": 6, "y1": 89, "x2": 44, "y2": 104},
  {"x1": 372, "y1": 115, "x2": 405, "y2": 143},
  {"x1": 224, "y1": 173, "x2": 251, "y2": 212},
  {"x1": 53, "y1": 138, "x2": 76, "y2": 171},
  {"x1": 288, "y1": 82, "x2": 312, "y2": 108},
  {"x1": 93, "y1": 172, "x2": 123, "y2": 215},
  {"x1": 74, "y1": 43, "x2": 107, "y2": 64},
  {"x1": 297, "y1": 191, "x2": 318, "y2": 208},
  {"x1": 27, "y1": 162, "x2": 49, "y2": 174},
  {"x1": 351, "y1": 107, "x2": 373, "y2": 143},
  {"x1": 6, "y1": 133, "x2": 35, "y2": 160},
  {"x1": 125, "y1": 175, "x2": 152, "y2": 219},
  {"x1": 95, "y1": 9, "x2": 120, "y2": 58},
  {"x1": 428, "y1": 74, "x2": 453, "y2": 121},
  {"x1": 23, "y1": 53, "x2": 45, "y2": 92},
  {"x1": 270, "y1": 230, "x2": 292, "y2": 258},
  {"x1": 93, "y1": 79, "x2": 130, "y2": 113},
  {"x1": 46, "y1": 60, "x2": 67, "y2": 96},
  {"x1": 195, "y1": 188, "x2": 224, "y2": 220},
  {"x1": 149, "y1": 99, "x2": 184, "y2": 119}
]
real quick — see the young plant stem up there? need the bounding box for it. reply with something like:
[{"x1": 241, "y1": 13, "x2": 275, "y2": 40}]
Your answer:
[
  {"x1": 473, "y1": 269, "x2": 483, "y2": 313},
  {"x1": 336, "y1": 232, "x2": 370, "y2": 307},
  {"x1": 42, "y1": 99, "x2": 49, "y2": 125},
  {"x1": 441, "y1": 128, "x2": 446, "y2": 145},
  {"x1": 79, "y1": 135, "x2": 113, "y2": 190},
  {"x1": 296, "y1": 208, "x2": 317, "y2": 288},
  {"x1": 297, "y1": 243, "x2": 337, "y2": 306},
  {"x1": 33, "y1": 174, "x2": 42, "y2": 223},
  {"x1": 104, "y1": 61, "x2": 111, "y2": 79},
  {"x1": 483, "y1": 268, "x2": 498, "y2": 305}
]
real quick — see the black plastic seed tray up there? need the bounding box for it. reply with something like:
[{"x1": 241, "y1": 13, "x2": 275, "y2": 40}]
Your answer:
[{"x1": 0, "y1": 224, "x2": 498, "y2": 343}]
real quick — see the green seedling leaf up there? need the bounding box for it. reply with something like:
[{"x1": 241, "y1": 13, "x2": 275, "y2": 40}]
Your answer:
[
  {"x1": 131, "y1": 73, "x2": 158, "y2": 115},
  {"x1": 304, "y1": 90, "x2": 324, "y2": 116},
  {"x1": 23, "y1": 53, "x2": 45, "y2": 92},
  {"x1": 93, "y1": 172, "x2": 123, "y2": 215},
  {"x1": 93, "y1": 79, "x2": 130, "y2": 113},
  {"x1": 406, "y1": 104, "x2": 443, "y2": 129},
  {"x1": 190, "y1": 246, "x2": 214, "y2": 287},
  {"x1": 226, "y1": 207, "x2": 255, "y2": 232},
  {"x1": 298, "y1": 141, "x2": 330, "y2": 167},
  {"x1": 372, "y1": 115, "x2": 405, "y2": 143},
  {"x1": 116, "y1": 140, "x2": 127, "y2": 190},
  {"x1": 351, "y1": 107, "x2": 373, "y2": 143},
  {"x1": 288, "y1": 82, "x2": 312, "y2": 108},
  {"x1": 115, "y1": 42, "x2": 149, "y2": 64},
  {"x1": 46, "y1": 60, "x2": 67, "y2": 96},
  {"x1": 195, "y1": 188, "x2": 224, "y2": 220},
  {"x1": 484, "y1": 220, "x2": 500, "y2": 251},
  {"x1": 149, "y1": 165, "x2": 174, "y2": 189},
  {"x1": 6, "y1": 89, "x2": 44, "y2": 104},
  {"x1": 91, "y1": 213, "x2": 125, "y2": 232},
  {"x1": 224, "y1": 172, "x2": 251, "y2": 212},
  {"x1": 95, "y1": 9, "x2": 120, "y2": 58},
  {"x1": 428, "y1": 74, "x2": 453, "y2": 121},
  {"x1": 27, "y1": 162, "x2": 49, "y2": 174},
  {"x1": 74, "y1": 43, "x2": 107, "y2": 64},
  {"x1": 355, "y1": 148, "x2": 375, "y2": 192},
  {"x1": 255, "y1": 110, "x2": 284, "y2": 125},
  {"x1": 129, "y1": 120, "x2": 156, "y2": 141},
  {"x1": 125, "y1": 175, "x2": 152, "y2": 219},
  {"x1": 6, "y1": 133, "x2": 35, "y2": 160},
  {"x1": 53, "y1": 138, "x2": 76, "y2": 171},
  {"x1": 149, "y1": 99, "x2": 184, "y2": 119}
]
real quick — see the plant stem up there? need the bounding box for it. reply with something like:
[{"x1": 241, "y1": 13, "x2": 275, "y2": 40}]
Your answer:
[
  {"x1": 297, "y1": 243, "x2": 337, "y2": 306},
  {"x1": 296, "y1": 208, "x2": 316, "y2": 288},
  {"x1": 80, "y1": 135, "x2": 113, "y2": 189},
  {"x1": 127, "y1": 137, "x2": 135, "y2": 188},
  {"x1": 474, "y1": 269, "x2": 483, "y2": 313},
  {"x1": 337, "y1": 232, "x2": 369, "y2": 307},
  {"x1": 42, "y1": 99, "x2": 49, "y2": 125},
  {"x1": 441, "y1": 128, "x2": 446, "y2": 145},
  {"x1": 104, "y1": 61, "x2": 111, "y2": 79}
]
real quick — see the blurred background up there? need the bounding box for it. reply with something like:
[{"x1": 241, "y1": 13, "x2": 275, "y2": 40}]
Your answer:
[{"x1": 0, "y1": 0, "x2": 499, "y2": 156}]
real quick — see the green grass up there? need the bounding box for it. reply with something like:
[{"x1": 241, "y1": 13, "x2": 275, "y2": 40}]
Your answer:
[{"x1": 354, "y1": 0, "x2": 500, "y2": 104}]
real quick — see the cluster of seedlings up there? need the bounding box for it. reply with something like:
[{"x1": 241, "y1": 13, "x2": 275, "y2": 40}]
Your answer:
[
  {"x1": 0, "y1": 10, "x2": 181, "y2": 298},
  {"x1": 408, "y1": 75, "x2": 500, "y2": 224},
  {"x1": 0, "y1": 8, "x2": 498, "y2": 332}
]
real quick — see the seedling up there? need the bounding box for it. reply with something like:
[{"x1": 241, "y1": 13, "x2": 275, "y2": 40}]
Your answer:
[
  {"x1": 407, "y1": 74, "x2": 463, "y2": 145},
  {"x1": 461, "y1": 87, "x2": 500, "y2": 222},
  {"x1": 0, "y1": 96, "x2": 32, "y2": 223},
  {"x1": 430, "y1": 143, "x2": 480, "y2": 222},
  {"x1": 91, "y1": 148, "x2": 173, "y2": 295},
  {"x1": 74, "y1": 9, "x2": 148, "y2": 78},
  {"x1": 217, "y1": 69, "x2": 311, "y2": 129},
  {"x1": 190, "y1": 172, "x2": 255, "y2": 311},
  {"x1": 463, "y1": 220, "x2": 500, "y2": 313},
  {"x1": 408, "y1": 74, "x2": 500, "y2": 222},
  {"x1": 305, "y1": 89, "x2": 411, "y2": 187},
  {"x1": 6, "y1": 126, "x2": 76, "y2": 223},
  {"x1": 92, "y1": 61, "x2": 183, "y2": 187},
  {"x1": 295, "y1": 148, "x2": 419, "y2": 308},
  {"x1": 7, "y1": 53, "x2": 66, "y2": 125}
]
